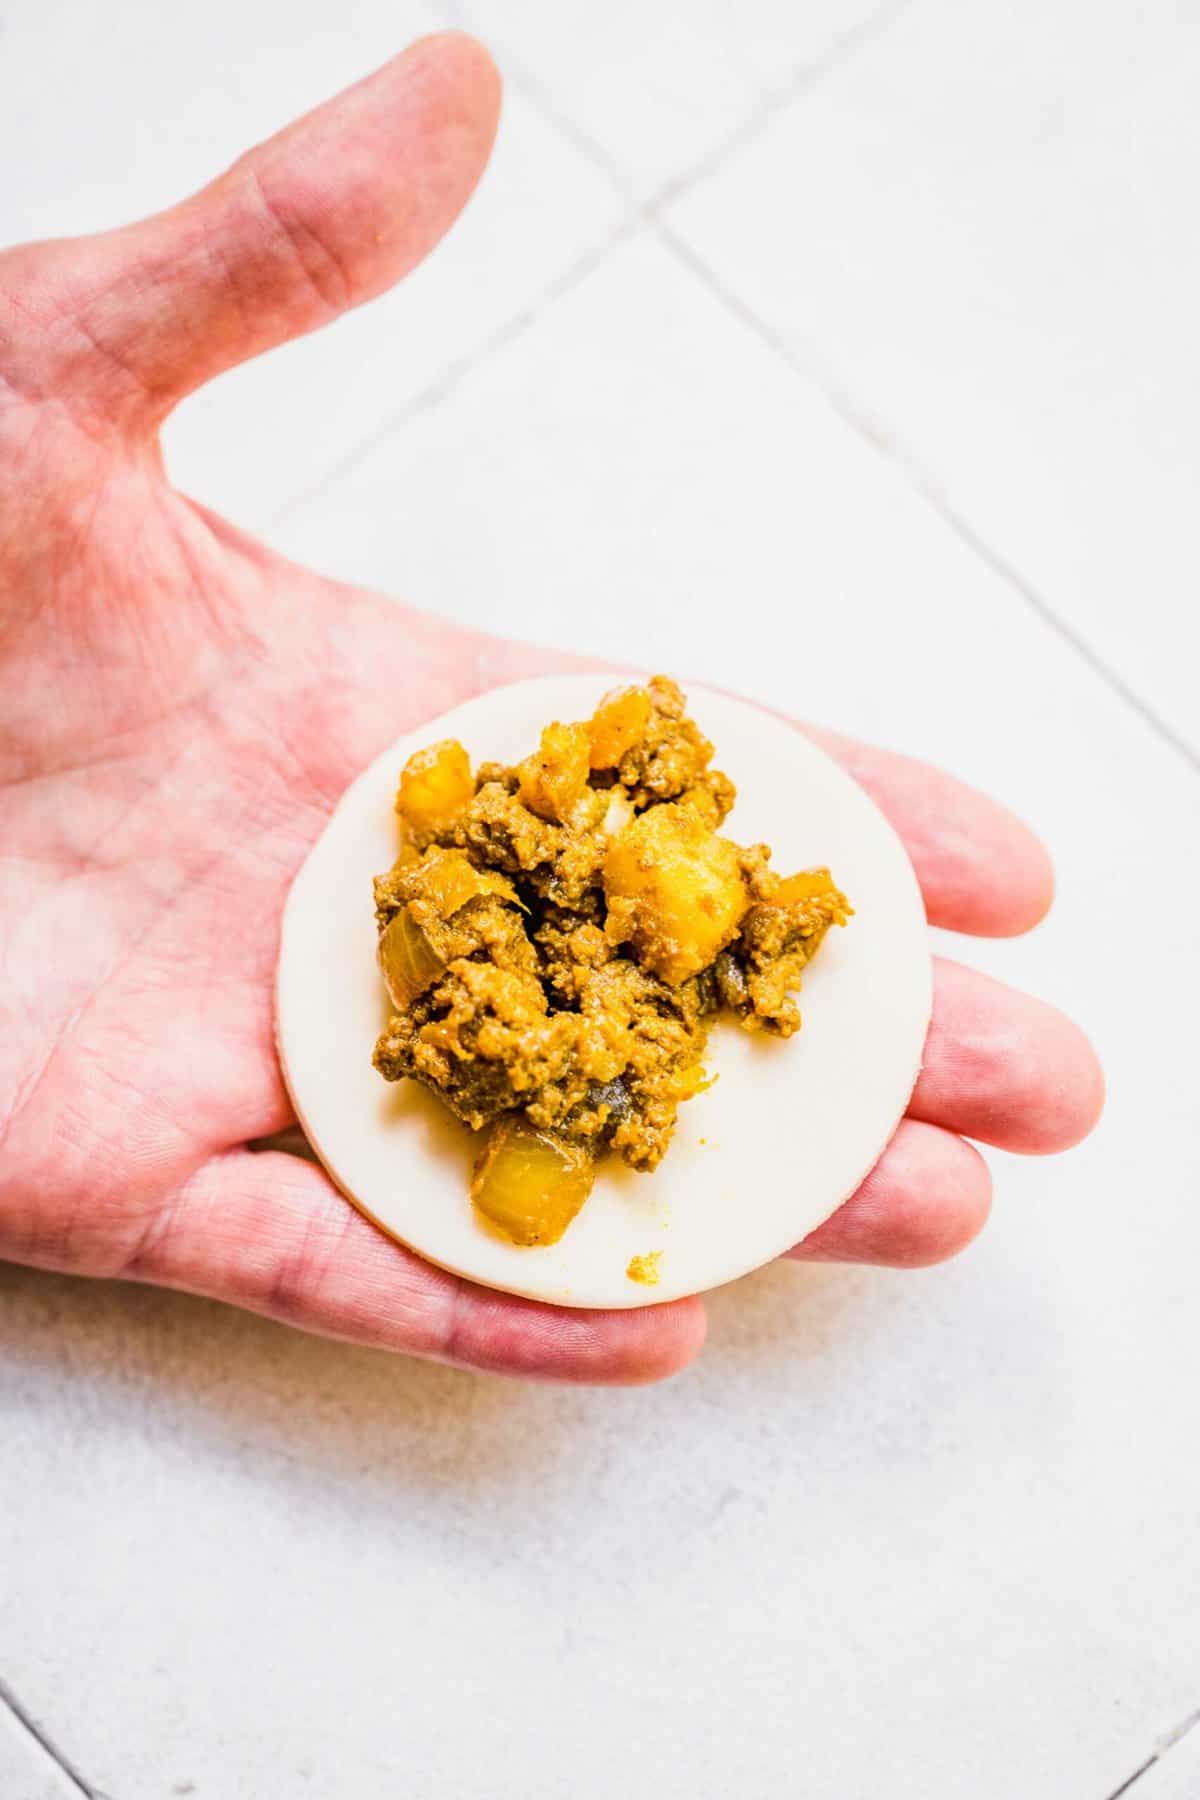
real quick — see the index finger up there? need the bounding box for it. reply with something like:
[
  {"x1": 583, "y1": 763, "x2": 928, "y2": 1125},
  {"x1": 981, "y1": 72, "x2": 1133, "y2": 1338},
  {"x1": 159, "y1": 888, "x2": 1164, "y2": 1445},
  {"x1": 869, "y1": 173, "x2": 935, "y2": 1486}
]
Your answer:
[{"x1": 803, "y1": 724, "x2": 1055, "y2": 938}]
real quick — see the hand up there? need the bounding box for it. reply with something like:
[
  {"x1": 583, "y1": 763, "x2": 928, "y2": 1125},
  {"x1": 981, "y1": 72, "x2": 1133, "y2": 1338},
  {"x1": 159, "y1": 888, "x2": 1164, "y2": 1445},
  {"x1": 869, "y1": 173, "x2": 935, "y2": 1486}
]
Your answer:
[{"x1": 0, "y1": 34, "x2": 1102, "y2": 1384}]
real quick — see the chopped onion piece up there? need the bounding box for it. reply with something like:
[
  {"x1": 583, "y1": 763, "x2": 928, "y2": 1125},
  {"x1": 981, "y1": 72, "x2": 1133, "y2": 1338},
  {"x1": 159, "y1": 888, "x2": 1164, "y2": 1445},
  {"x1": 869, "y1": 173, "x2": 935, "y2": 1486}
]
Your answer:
[
  {"x1": 412, "y1": 849, "x2": 518, "y2": 919},
  {"x1": 600, "y1": 790, "x2": 635, "y2": 840},
  {"x1": 378, "y1": 909, "x2": 445, "y2": 1009},
  {"x1": 471, "y1": 1118, "x2": 595, "y2": 1247},
  {"x1": 773, "y1": 868, "x2": 840, "y2": 906}
]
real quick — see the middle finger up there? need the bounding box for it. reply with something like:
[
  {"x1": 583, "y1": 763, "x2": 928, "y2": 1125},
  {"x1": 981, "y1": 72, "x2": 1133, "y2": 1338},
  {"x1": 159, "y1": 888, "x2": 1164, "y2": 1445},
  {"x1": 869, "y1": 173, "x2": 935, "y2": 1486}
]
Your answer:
[{"x1": 908, "y1": 957, "x2": 1104, "y2": 1153}]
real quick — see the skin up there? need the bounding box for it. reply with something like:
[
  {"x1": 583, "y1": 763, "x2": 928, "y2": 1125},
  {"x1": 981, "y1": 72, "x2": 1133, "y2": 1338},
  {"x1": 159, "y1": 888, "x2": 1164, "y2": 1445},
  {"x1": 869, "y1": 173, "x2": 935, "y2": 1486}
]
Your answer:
[{"x1": 0, "y1": 34, "x2": 1104, "y2": 1385}]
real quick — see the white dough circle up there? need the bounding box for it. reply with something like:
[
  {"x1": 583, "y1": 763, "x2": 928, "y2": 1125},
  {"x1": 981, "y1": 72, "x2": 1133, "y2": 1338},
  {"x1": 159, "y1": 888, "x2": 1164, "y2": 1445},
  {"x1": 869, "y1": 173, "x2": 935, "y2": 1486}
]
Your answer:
[{"x1": 276, "y1": 677, "x2": 932, "y2": 1309}]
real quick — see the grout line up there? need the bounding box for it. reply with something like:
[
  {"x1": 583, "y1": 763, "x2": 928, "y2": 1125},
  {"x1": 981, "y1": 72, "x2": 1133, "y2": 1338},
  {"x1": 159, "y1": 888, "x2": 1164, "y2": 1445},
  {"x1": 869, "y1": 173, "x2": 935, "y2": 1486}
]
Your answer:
[
  {"x1": 660, "y1": 0, "x2": 915, "y2": 209},
  {"x1": 508, "y1": 17, "x2": 1200, "y2": 778},
  {"x1": 1106, "y1": 1756, "x2": 1159, "y2": 1800},
  {"x1": 0, "y1": 1673, "x2": 97, "y2": 1798},
  {"x1": 269, "y1": 0, "x2": 913, "y2": 529},
  {"x1": 267, "y1": 213, "x2": 641, "y2": 530},
  {"x1": 503, "y1": 0, "x2": 916, "y2": 209},
  {"x1": 1102, "y1": 1701, "x2": 1200, "y2": 1799},
  {"x1": 286, "y1": 2, "x2": 1200, "y2": 779},
  {"x1": 1161, "y1": 1705, "x2": 1200, "y2": 1756},
  {"x1": 654, "y1": 221, "x2": 1200, "y2": 777},
  {"x1": 442, "y1": 0, "x2": 915, "y2": 209},
  {"x1": 504, "y1": 9, "x2": 1200, "y2": 776},
  {"x1": 499, "y1": 68, "x2": 638, "y2": 205}
]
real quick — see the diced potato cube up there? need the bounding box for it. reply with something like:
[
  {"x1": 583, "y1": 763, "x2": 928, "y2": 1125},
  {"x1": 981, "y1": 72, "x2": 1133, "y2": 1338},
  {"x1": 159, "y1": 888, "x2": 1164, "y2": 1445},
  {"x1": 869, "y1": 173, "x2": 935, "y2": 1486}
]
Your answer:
[
  {"x1": 602, "y1": 802, "x2": 748, "y2": 984},
  {"x1": 517, "y1": 721, "x2": 592, "y2": 823},
  {"x1": 396, "y1": 739, "x2": 474, "y2": 835},
  {"x1": 588, "y1": 685, "x2": 652, "y2": 770}
]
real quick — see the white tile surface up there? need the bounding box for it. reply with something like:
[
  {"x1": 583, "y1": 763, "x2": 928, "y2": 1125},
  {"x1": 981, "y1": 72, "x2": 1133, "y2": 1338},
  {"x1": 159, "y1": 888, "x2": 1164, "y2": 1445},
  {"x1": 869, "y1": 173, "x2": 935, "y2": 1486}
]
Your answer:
[
  {"x1": 6, "y1": 226, "x2": 1200, "y2": 1798},
  {"x1": 0, "y1": 1705, "x2": 82, "y2": 1800},
  {"x1": 162, "y1": 90, "x2": 625, "y2": 528},
  {"x1": 668, "y1": 0, "x2": 1200, "y2": 758},
  {"x1": 4, "y1": 3, "x2": 1200, "y2": 1797},
  {"x1": 442, "y1": 0, "x2": 893, "y2": 197}
]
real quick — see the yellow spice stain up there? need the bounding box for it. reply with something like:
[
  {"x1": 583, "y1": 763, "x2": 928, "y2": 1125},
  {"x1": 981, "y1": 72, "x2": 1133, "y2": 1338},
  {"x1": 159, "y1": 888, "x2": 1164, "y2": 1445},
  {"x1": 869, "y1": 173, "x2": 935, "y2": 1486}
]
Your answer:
[{"x1": 626, "y1": 1252, "x2": 662, "y2": 1287}]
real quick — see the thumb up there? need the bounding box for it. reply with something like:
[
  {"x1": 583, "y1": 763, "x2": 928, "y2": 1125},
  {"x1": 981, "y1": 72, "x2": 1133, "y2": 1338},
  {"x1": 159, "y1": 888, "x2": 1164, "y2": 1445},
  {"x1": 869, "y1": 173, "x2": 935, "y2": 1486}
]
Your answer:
[{"x1": 4, "y1": 33, "x2": 500, "y2": 430}]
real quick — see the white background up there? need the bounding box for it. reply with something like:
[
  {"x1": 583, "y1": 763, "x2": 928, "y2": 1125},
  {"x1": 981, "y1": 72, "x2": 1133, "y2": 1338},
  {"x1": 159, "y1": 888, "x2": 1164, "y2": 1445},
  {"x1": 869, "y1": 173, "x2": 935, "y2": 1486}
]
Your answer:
[{"x1": 2, "y1": 2, "x2": 1199, "y2": 1796}]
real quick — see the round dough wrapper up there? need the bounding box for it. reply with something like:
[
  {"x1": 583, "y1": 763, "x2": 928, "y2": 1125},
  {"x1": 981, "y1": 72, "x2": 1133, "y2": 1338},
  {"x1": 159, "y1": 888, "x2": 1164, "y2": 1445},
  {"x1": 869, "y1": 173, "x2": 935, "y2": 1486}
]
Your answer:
[{"x1": 276, "y1": 677, "x2": 932, "y2": 1309}]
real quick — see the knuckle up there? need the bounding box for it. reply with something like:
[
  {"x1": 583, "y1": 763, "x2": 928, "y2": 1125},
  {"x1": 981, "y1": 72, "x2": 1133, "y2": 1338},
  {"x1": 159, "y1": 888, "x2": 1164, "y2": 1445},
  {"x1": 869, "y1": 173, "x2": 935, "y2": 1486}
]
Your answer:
[{"x1": 243, "y1": 168, "x2": 355, "y2": 318}]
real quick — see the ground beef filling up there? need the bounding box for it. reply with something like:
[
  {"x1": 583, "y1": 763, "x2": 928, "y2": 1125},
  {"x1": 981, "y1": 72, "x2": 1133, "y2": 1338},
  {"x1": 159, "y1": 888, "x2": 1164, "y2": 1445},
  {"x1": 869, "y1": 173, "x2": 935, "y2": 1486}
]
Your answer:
[{"x1": 372, "y1": 677, "x2": 851, "y2": 1245}]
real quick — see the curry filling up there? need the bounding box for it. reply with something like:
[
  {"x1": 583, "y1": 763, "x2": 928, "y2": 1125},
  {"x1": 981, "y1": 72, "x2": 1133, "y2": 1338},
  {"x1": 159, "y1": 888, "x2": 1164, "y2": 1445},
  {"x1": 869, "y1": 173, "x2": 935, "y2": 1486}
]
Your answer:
[{"x1": 372, "y1": 678, "x2": 851, "y2": 1246}]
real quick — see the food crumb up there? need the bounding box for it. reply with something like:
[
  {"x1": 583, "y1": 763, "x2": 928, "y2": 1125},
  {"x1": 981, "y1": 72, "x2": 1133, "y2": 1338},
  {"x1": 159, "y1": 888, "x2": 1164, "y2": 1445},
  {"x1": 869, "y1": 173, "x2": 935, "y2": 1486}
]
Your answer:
[{"x1": 626, "y1": 1252, "x2": 662, "y2": 1286}]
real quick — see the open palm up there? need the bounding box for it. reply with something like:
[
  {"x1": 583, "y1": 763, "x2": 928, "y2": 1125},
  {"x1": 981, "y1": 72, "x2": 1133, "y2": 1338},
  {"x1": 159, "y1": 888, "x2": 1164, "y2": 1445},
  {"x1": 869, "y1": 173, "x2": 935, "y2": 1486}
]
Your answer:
[{"x1": 0, "y1": 35, "x2": 1102, "y2": 1383}]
